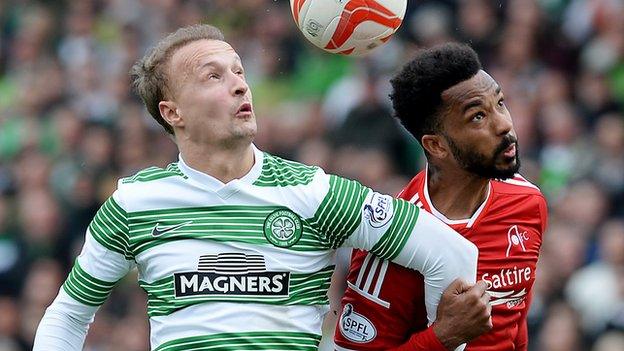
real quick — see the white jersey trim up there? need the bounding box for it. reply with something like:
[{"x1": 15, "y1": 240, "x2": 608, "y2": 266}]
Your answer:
[
  {"x1": 346, "y1": 281, "x2": 390, "y2": 309},
  {"x1": 355, "y1": 253, "x2": 373, "y2": 287},
  {"x1": 422, "y1": 164, "x2": 491, "y2": 228},
  {"x1": 372, "y1": 259, "x2": 389, "y2": 297},
  {"x1": 335, "y1": 344, "x2": 360, "y2": 351},
  {"x1": 177, "y1": 144, "x2": 265, "y2": 192},
  {"x1": 354, "y1": 254, "x2": 389, "y2": 299},
  {"x1": 362, "y1": 256, "x2": 380, "y2": 292},
  {"x1": 501, "y1": 174, "x2": 540, "y2": 190},
  {"x1": 408, "y1": 192, "x2": 420, "y2": 204}
]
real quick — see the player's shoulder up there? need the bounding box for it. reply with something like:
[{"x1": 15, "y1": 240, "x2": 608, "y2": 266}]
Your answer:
[
  {"x1": 120, "y1": 163, "x2": 186, "y2": 185},
  {"x1": 492, "y1": 175, "x2": 549, "y2": 231},
  {"x1": 492, "y1": 174, "x2": 543, "y2": 196},
  {"x1": 396, "y1": 171, "x2": 426, "y2": 201},
  {"x1": 115, "y1": 163, "x2": 187, "y2": 206},
  {"x1": 253, "y1": 152, "x2": 320, "y2": 187}
]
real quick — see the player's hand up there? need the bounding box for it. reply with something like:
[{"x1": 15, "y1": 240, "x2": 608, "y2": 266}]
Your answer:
[{"x1": 432, "y1": 279, "x2": 492, "y2": 350}]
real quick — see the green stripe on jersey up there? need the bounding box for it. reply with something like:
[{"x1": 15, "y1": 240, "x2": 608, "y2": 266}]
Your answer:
[
  {"x1": 154, "y1": 331, "x2": 321, "y2": 351},
  {"x1": 62, "y1": 260, "x2": 117, "y2": 306},
  {"x1": 89, "y1": 196, "x2": 133, "y2": 260},
  {"x1": 253, "y1": 153, "x2": 318, "y2": 187},
  {"x1": 140, "y1": 266, "x2": 334, "y2": 317},
  {"x1": 127, "y1": 206, "x2": 329, "y2": 255},
  {"x1": 122, "y1": 163, "x2": 186, "y2": 184},
  {"x1": 370, "y1": 198, "x2": 419, "y2": 261},
  {"x1": 308, "y1": 175, "x2": 369, "y2": 249}
]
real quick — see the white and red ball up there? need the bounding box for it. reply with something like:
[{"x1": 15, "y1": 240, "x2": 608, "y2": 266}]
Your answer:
[{"x1": 290, "y1": 0, "x2": 407, "y2": 56}]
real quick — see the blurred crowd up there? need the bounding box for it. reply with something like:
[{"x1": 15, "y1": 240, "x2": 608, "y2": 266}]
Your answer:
[{"x1": 0, "y1": 0, "x2": 623, "y2": 350}]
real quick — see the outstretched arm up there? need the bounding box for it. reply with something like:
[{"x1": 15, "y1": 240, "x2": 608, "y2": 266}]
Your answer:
[
  {"x1": 34, "y1": 193, "x2": 134, "y2": 350},
  {"x1": 368, "y1": 207, "x2": 479, "y2": 325},
  {"x1": 34, "y1": 290, "x2": 100, "y2": 349},
  {"x1": 309, "y1": 174, "x2": 478, "y2": 329}
]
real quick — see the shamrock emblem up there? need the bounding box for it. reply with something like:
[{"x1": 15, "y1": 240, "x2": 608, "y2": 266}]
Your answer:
[
  {"x1": 272, "y1": 217, "x2": 295, "y2": 239},
  {"x1": 263, "y1": 209, "x2": 303, "y2": 248}
]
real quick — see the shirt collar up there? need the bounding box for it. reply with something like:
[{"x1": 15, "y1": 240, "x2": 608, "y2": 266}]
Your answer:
[
  {"x1": 422, "y1": 163, "x2": 491, "y2": 228},
  {"x1": 177, "y1": 144, "x2": 264, "y2": 192}
]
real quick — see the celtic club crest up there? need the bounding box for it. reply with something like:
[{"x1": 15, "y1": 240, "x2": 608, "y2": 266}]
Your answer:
[{"x1": 263, "y1": 209, "x2": 303, "y2": 248}]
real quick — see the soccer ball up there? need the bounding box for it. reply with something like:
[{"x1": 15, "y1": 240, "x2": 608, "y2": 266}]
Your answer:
[{"x1": 290, "y1": 0, "x2": 407, "y2": 56}]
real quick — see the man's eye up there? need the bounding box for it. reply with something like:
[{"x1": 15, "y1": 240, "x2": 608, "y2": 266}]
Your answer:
[
  {"x1": 498, "y1": 98, "x2": 505, "y2": 106},
  {"x1": 208, "y1": 73, "x2": 220, "y2": 80},
  {"x1": 472, "y1": 112, "x2": 485, "y2": 121}
]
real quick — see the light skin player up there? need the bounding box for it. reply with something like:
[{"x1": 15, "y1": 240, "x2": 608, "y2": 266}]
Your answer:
[
  {"x1": 154, "y1": 31, "x2": 492, "y2": 348},
  {"x1": 152, "y1": 33, "x2": 493, "y2": 351},
  {"x1": 33, "y1": 25, "x2": 491, "y2": 351},
  {"x1": 335, "y1": 43, "x2": 547, "y2": 351},
  {"x1": 159, "y1": 37, "x2": 490, "y2": 349}
]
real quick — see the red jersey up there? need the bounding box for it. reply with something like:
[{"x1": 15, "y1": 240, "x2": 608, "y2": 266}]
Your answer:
[{"x1": 335, "y1": 171, "x2": 548, "y2": 351}]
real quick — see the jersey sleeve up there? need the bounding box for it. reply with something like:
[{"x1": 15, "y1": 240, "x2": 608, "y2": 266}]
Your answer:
[
  {"x1": 516, "y1": 193, "x2": 545, "y2": 351},
  {"x1": 387, "y1": 325, "x2": 447, "y2": 351},
  {"x1": 309, "y1": 174, "x2": 478, "y2": 326},
  {"x1": 33, "y1": 190, "x2": 135, "y2": 350},
  {"x1": 537, "y1": 194, "x2": 548, "y2": 233},
  {"x1": 514, "y1": 303, "x2": 529, "y2": 351}
]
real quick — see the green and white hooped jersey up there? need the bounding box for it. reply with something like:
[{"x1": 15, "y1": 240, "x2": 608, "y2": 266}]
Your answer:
[{"x1": 40, "y1": 146, "x2": 478, "y2": 351}]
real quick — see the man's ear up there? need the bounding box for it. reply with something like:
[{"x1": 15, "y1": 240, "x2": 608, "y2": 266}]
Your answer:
[
  {"x1": 421, "y1": 134, "x2": 449, "y2": 159},
  {"x1": 158, "y1": 101, "x2": 184, "y2": 129}
]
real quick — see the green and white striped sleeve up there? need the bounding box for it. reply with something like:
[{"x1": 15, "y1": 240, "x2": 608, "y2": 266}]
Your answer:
[
  {"x1": 309, "y1": 174, "x2": 418, "y2": 260},
  {"x1": 34, "y1": 190, "x2": 134, "y2": 351},
  {"x1": 310, "y1": 173, "x2": 478, "y2": 325}
]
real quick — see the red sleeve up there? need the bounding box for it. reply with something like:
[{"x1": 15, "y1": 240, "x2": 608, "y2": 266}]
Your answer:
[
  {"x1": 514, "y1": 196, "x2": 544, "y2": 350},
  {"x1": 386, "y1": 324, "x2": 447, "y2": 351},
  {"x1": 513, "y1": 291, "x2": 532, "y2": 351},
  {"x1": 514, "y1": 317, "x2": 528, "y2": 351},
  {"x1": 537, "y1": 195, "x2": 548, "y2": 234}
]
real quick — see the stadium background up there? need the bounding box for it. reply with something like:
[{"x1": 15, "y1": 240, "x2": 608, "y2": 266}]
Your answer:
[{"x1": 0, "y1": 0, "x2": 623, "y2": 350}]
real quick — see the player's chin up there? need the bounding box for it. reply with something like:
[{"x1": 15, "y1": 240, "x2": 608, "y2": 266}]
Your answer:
[
  {"x1": 494, "y1": 158, "x2": 519, "y2": 179},
  {"x1": 236, "y1": 123, "x2": 257, "y2": 139},
  {"x1": 234, "y1": 113, "x2": 256, "y2": 129}
]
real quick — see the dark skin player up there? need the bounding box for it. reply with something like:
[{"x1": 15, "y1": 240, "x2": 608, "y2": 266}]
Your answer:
[
  {"x1": 424, "y1": 70, "x2": 518, "y2": 222},
  {"x1": 337, "y1": 44, "x2": 529, "y2": 351},
  {"x1": 425, "y1": 70, "x2": 517, "y2": 349}
]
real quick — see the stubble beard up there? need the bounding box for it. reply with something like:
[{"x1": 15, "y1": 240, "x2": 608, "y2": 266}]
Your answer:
[
  {"x1": 445, "y1": 134, "x2": 521, "y2": 180},
  {"x1": 223, "y1": 115, "x2": 257, "y2": 148}
]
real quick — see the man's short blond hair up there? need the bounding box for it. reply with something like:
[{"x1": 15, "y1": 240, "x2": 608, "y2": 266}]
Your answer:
[{"x1": 130, "y1": 24, "x2": 225, "y2": 135}]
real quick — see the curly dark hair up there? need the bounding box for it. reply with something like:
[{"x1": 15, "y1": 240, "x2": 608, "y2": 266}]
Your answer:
[{"x1": 390, "y1": 42, "x2": 481, "y2": 145}]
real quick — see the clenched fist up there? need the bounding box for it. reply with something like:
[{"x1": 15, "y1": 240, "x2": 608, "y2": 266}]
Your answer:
[{"x1": 433, "y1": 279, "x2": 493, "y2": 350}]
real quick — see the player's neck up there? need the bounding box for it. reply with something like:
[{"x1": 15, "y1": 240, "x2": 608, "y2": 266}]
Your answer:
[
  {"x1": 427, "y1": 164, "x2": 489, "y2": 220},
  {"x1": 178, "y1": 141, "x2": 255, "y2": 184}
]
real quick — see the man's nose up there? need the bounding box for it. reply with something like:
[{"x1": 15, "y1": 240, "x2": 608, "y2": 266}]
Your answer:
[
  {"x1": 494, "y1": 110, "x2": 513, "y2": 136},
  {"x1": 231, "y1": 73, "x2": 248, "y2": 96}
]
